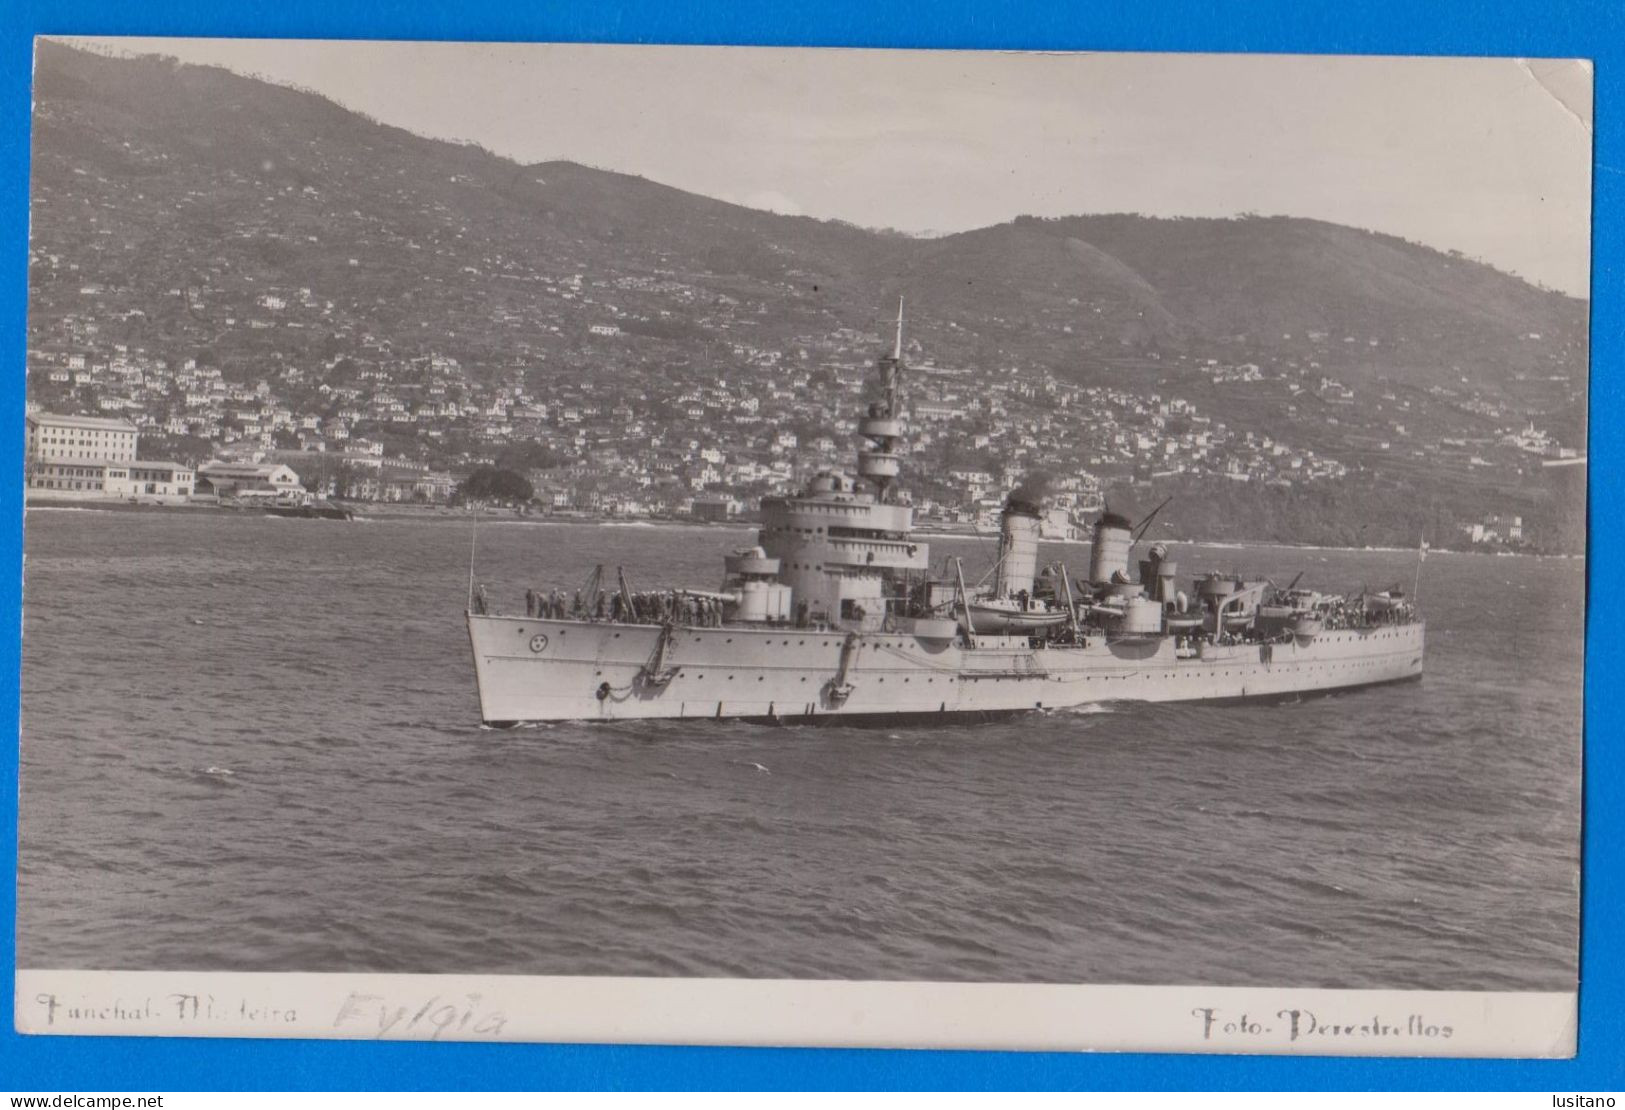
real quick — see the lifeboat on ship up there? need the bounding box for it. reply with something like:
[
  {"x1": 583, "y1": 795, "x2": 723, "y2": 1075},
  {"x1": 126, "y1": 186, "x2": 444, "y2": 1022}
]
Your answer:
[{"x1": 967, "y1": 598, "x2": 1069, "y2": 633}]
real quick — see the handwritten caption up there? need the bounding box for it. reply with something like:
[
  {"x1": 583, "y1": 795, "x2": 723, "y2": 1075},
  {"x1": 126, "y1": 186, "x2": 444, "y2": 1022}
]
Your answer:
[
  {"x1": 1193, "y1": 1006, "x2": 1454, "y2": 1045},
  {"x1": 31, "y1": 990, "x2": 508, "y2": 1040}
]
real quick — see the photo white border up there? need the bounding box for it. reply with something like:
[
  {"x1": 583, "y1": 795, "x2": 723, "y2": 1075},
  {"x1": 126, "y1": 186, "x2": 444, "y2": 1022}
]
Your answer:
[
  {"x1": 14, "y1": 970, "x2": 1577, "y2": 1057},
  {"x1": 12, "y1": 38, "x2": 1589, "y2": 1070}
]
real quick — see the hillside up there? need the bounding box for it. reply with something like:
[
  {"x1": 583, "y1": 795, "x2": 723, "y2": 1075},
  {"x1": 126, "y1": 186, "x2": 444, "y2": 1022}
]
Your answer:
[{"x1": 24, "y1": 40, "x2": 1590, "y2": 551}]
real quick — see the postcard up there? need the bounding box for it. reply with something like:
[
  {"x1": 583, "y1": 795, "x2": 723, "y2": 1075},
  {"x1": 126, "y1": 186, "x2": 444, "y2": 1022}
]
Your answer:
[{"x1": 15, "y1": 38, "x2": 1589, "y2": 1056}]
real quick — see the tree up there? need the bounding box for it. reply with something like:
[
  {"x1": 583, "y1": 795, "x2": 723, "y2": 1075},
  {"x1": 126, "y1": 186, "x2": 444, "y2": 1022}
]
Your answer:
[
  {"x1": 136, "y1": 432, "x2": 215, "y2": 468},
  {"x1": 327, "y1": 459, "x2": 362, "y2": 500},
  {"x1": 456, "y1": 466, "x2": 534, "y2": 504},
  {"x1": 495, "y1": 441, "x2": 566, "y2": 472}
]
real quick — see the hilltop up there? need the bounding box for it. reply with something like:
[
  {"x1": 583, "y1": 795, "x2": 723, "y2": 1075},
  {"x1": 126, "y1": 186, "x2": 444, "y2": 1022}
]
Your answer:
[{"x1": 24, "y1": 41, "x2": 1589, "y2": 551}]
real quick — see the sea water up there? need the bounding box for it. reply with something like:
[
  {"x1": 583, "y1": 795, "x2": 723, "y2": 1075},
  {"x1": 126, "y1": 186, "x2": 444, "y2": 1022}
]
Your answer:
[{"x1": 16, "y1": 512, "x2": 1582, "y2": 988}]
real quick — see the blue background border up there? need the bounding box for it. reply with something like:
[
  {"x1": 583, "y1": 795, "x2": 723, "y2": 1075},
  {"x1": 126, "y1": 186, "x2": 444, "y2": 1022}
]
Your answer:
[{"x1": 1, "y1": 0, "x2": 1617, "y2": 1091}]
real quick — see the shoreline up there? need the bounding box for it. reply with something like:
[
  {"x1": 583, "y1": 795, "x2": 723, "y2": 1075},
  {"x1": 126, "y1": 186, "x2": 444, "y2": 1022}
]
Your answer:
[{"x1": 22, "y1": 496, "x2": 1580, "y2": 559}]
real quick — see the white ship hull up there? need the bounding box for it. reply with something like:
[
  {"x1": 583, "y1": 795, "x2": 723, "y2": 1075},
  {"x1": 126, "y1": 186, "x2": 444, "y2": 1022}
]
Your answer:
[{"x1": 467, "y1": 614, "x2": 1425, "y2": 725}]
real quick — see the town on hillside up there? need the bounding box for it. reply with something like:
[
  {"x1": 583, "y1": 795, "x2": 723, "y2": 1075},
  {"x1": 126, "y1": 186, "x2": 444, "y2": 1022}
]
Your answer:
[
  {"x1": 21, "y1": 43, "x2": 1587, "y2": 553},
  {"x1": 21, "y1": 325, "x2": 1577, "y2": 552}
]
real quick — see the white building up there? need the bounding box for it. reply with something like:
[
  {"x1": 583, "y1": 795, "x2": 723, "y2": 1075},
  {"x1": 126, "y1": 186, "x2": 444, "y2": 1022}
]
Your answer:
[
  {"x1": 27, "y1": 460, "x2": 193, "y2": 498},
  {"x1": 196, "y1": 461, "x2": 302, "y2": 498},
  {"x1": 26, "y1": 412, "x2": 138, "y2": 464}
]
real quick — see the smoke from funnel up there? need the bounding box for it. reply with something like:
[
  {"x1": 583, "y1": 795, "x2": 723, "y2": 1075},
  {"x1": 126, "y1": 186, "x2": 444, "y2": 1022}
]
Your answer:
[{"x1": 1005, "y1": 470, "x2": 1053, "y2": 514}]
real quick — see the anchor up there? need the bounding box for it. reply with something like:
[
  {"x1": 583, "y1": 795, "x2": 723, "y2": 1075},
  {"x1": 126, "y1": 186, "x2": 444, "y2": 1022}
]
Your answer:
[
  {"x1": 637, "y1": 620, "x2": 680, "y2": 690},
  {"x1": 824, "y1": 631, "x2": 861, "y2": 708}
]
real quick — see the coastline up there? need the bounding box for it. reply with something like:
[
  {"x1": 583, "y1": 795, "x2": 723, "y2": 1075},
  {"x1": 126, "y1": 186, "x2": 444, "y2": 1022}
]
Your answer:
[{"x1": 21, "y1": 495, "x2": 1579, "y2": 558}]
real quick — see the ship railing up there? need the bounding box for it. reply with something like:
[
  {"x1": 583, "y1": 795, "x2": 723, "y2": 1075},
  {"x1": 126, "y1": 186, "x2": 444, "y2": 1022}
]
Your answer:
[{"x1": 523, "y1": 587, "x2": 735, "y2": 627}]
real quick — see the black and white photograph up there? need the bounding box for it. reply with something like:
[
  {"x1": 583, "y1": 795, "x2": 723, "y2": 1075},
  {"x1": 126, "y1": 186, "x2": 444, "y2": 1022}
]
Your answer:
[{"x1": 14, "y1": 39, "x2": 1589, "y2": 1054}]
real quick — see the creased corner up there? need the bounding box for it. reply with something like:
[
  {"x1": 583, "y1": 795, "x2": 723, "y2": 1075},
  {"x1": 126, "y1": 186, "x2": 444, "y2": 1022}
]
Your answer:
[{"x1": 1517, "y1": 58, "x2": 1594, "y2": 136}]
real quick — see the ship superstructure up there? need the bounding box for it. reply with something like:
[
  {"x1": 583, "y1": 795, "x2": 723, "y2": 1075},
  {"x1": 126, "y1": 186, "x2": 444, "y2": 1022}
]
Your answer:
[{"x1": 466, "y1": 302, "x2": 1423, "y2": 725}]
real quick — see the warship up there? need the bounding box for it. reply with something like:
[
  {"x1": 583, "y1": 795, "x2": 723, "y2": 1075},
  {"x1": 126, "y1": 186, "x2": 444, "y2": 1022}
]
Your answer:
[{"x1": 466, "y1": 303, "x2": 1424, "y2": 725}]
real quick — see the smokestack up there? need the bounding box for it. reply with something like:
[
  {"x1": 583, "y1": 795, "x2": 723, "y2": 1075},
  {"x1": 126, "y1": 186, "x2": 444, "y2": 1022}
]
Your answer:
[
  {"x1": 994, "y1": 499, "x2": 1042, "y2": 598},
  {"x1": 1088, "y1": 510, "x2": 1135, "y2": 585}
]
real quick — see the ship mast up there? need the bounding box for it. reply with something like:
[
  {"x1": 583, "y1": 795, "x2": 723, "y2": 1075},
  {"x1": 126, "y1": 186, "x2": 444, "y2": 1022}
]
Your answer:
[
  {"x1": 857, "y1": 297, "x2": 907, "y2": 504},
  {"x1": 890, "y1": 295, "x2": 903, "y2": 380}
]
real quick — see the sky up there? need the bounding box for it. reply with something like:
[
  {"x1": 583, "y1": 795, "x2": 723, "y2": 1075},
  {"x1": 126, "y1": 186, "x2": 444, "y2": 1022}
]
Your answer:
[{"x1": 66, "y1": 38, "x2": 1594, "y2": 297}]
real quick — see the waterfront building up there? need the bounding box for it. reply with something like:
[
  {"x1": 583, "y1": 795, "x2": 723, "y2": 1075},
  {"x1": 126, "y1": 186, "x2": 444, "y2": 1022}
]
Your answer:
[
  {"x1": 26, "y1": 412, "x2": 138, "y2": 465},
  {"x1": 691, "y1": 493, "x2": 742, "y2": 521},
  {"x1": 195, "y1": 461, "x2": 302, "y2": 499},
  {"x1": 27, "y1": 461, "x2": 111, "y2": 493},
  {"x1": 379, "y1": 465, "x2": 455, "y2": 502},
  {"x1": 110, "y1": 461, "x2": 194, "y2": 497},
  {"x1": 111, "y1": 461, "x2": 194, "y2": 497},
  {"x1": 27, "y1": 460, "x2": 193, "y2": 497}
]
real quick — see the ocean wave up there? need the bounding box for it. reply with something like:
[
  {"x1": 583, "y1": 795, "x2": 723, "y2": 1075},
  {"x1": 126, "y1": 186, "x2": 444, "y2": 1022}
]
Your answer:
[{"x1": 1059, "y1": 702, "x2": 1115, "y2": 716}]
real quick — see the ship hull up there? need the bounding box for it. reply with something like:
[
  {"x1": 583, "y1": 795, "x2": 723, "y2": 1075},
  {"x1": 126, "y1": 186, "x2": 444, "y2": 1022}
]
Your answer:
[{"x1": 466, "y1": 614, "x2": 1425, "y2": 725}]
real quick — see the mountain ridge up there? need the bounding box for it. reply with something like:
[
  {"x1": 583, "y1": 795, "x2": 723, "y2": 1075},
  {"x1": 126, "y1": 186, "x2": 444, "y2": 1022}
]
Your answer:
[
  {"x1": 31, "y1": 42, "x2": 1585, "y2": 316},
  {"x1": 24, "y1": 40, "x2": 1590, "y2": 551}
]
